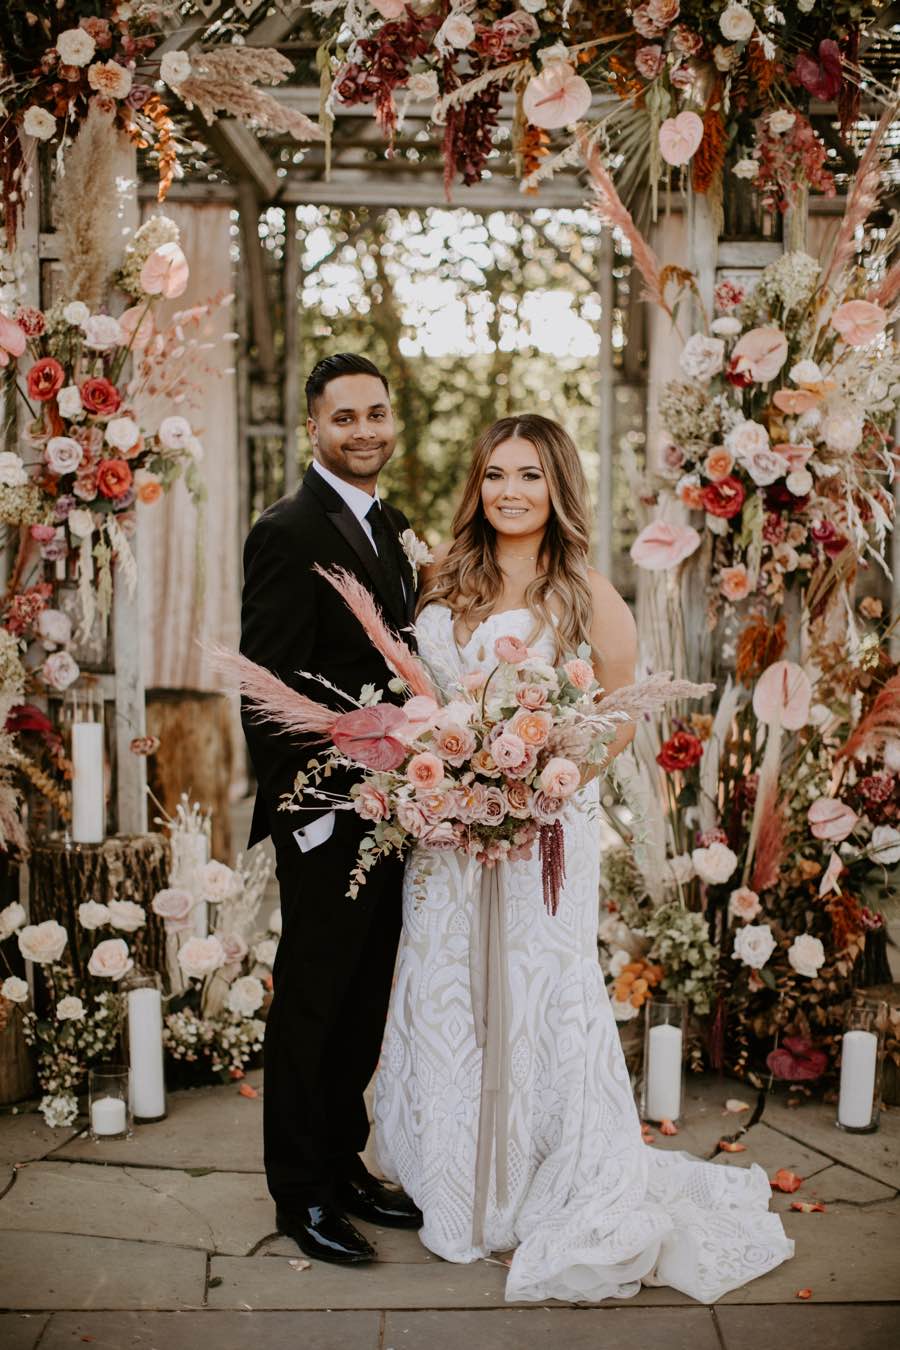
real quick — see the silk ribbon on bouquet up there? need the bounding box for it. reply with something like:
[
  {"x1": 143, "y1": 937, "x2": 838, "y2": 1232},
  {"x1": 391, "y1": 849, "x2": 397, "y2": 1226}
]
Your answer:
[{"x1": 468, "y1": 860, "x2": 511, "y2": 1250}]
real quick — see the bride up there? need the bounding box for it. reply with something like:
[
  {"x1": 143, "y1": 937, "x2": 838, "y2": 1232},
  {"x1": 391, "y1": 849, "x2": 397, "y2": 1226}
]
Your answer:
[{"x1": 373, "y1": 413, "x2": 794, "y2": 1304}]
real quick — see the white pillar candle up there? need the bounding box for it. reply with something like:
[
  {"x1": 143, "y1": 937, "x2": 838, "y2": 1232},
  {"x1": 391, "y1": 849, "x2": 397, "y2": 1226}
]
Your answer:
[
  {"x1": 646, "y1": 1022, "x2": 683, "y2": 1121},
  {"x1": 91, "y1": 1095, "x2": 126, "y2": 1136},
  {"x1": 71, "y1": 721, "x2": 105, "y2": 843},
  {"x1": 838, "y1": 1029, "x2": 878, "y2": 1129},
  {"x1": 128, "y1": 987, "x2": 166, "y2": 1120}
]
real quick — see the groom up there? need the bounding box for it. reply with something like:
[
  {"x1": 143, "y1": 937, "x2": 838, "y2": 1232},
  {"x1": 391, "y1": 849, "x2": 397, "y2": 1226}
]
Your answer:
[{"x1": 240, "y1": 353, "x2": 421, "y2": 1264}]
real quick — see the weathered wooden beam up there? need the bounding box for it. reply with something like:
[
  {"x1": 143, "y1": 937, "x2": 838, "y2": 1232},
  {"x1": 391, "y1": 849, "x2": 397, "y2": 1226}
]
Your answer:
[
  {"x1": 282, "y1": 211, "x2": 302, "y2": 495},
  {"x1": 236, "y1": 178, "x2": 276, "y2": 380},
  {"x1": 202, "y1": 119, "x2": 280, "y2": 201},
  {"x1": 595, "y1": 230, "x2": 614, "y2": 580}
]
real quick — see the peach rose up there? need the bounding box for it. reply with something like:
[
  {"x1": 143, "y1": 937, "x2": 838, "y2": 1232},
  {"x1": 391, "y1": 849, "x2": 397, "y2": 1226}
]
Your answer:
[
  {"x1": 87, "y1": 59, "x2": 132, "y2": 99},
  {"x1": 510, "y1": 709, "x2": 552, "y2": 747},
  {"x1": 406, "y1": 752, "x2": 445, "y2": 790},
  {"x1": 515, "y1": 683, "x2": 548, "y2": 709},
  {"x1": 658, "y1": 110, "x2": 704, "y2": 165},
  {"x1": 728, "y1": 886, "x2": 761, "y2": 922},
  {"x1": 453, "y1": 782, "x2": 487, "y2": 823},
  {"x1": 630, "y1": 519, "x2": 701, "y2": 570},
  {"x1": 419, "y1": 789, "x2": 454, "y2": 823},
  {"x1": 539, "y1": 757, "x2": 581, "y2": 798},
  {"x1": 434, "y1": 723, "x2": 476, "y2": 767},
  {"x1": 563, "y1": 658, "x2": 594, "y2": 691},
  {"x1": 677, "y1": 475, "x2": 705, "y2": 510},
  {"x1": 355, "y1": 783, "x2": 390, "y2": 822},
  {"x1": 470, "y1": 748, "x2": 500, "y2": 777},
  {"x1": 720, "y1": 564, "x2": 751, "y2": 601},
  {"x1": 704, "y1": 447, "x2": 734, "y2": 482},
  {"x1": 807, "y1": 797, "x2": 858, "y2": 842},
  {"x1": 491, "y1": 731, "x2": 529, "y2": 770},
  {"x1": 135, "y1": 470, "x2": 162, "y2": 505},
  {"x1": 505, "y1": 782, "x2": 534, "y2": 818},
  {"x1": 494, "y1": 634, "x2": 529, "y2": 664},
  {"x1": 830, "y1": 299, "x2": 886, "y2": 348}
]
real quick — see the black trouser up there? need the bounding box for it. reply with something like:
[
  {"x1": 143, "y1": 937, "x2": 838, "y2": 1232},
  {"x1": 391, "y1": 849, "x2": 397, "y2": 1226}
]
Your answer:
[{"x1": 263, "y1": 810, "x2": 403, "y2": 1210}]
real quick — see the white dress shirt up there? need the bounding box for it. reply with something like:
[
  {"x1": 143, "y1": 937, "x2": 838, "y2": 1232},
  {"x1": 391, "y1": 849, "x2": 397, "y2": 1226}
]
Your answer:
[{"x1": 311, "y1": 458, "x2": 380, "y2": 554}]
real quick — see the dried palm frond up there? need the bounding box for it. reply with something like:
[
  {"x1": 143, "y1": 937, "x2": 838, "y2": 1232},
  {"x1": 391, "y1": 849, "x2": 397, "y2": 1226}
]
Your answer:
[
  {"x1": 836, "y1": 673, "x2": 900, "y2": 764},
  {"x1": 743, "y1": 713, "x2": 783, "y2": 886},
  {"x1": 820, "y1": 96, "x2": 898, "y2": 296},
  {"x1": 698, "y1": 676, "x2": 742, "y2": 835},
  {"x1": 55, "y1": 101, "x2": 121, "y2": 307}
]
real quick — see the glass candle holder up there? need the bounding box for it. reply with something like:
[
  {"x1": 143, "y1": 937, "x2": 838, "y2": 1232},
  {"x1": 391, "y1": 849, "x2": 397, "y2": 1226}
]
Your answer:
[
  {"x1": 88, "y1": 1064, "x2": 132, "y2": 1141},
  {"x1": 122, "y1": 970, "x2": 167, "y2": 1123},
  {"x1": 641, "y1": 999, "x2": 687, "y2": 1123},
  {"x1": 836, "y1": 999, "x2": 887, "y2": 1134},
  {"x1": 63, "y1": 683, "x2": 106, "y2": 844}
]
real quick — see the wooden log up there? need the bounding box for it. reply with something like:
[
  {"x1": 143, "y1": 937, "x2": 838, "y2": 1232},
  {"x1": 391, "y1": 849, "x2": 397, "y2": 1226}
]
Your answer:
[{"x1": 146, "y1": 690, "x2": 234, "y2": 862}]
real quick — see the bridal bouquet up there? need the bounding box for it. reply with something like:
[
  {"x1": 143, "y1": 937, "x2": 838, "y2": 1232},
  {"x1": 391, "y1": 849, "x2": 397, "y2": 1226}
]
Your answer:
[{"x1": 223, "y1": 567, "x2": 711, "y2": 912}]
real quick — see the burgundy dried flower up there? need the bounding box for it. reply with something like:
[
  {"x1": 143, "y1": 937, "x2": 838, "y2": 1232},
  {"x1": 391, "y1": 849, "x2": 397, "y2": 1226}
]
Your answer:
[{"x1": 14, "y1": 306, "x2": 45, "y2": 337}]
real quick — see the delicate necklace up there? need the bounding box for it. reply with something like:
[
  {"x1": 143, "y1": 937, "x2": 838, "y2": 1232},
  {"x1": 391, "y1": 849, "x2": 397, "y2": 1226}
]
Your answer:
[{"x1": 499, "y1": 551, "x2": 538, "y2": 562}]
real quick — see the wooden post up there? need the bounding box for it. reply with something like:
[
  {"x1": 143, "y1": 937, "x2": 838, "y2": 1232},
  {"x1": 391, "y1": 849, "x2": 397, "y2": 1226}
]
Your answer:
[
  {"x1": 594, "y1": 230, "x2": 614, "y2": 578},
  {"x1": 283, "y1": 206, "x2": 301, "y2": 496}
]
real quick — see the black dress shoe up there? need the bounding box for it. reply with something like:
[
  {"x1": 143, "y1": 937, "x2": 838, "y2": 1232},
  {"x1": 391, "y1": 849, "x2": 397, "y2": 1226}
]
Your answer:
[
  {"x1": 275, "y1": 1204, "x2": 376, "y2": 1264},
  {"x1": 335, "y1": 1173, "x2": 423, "y2": 1229}
]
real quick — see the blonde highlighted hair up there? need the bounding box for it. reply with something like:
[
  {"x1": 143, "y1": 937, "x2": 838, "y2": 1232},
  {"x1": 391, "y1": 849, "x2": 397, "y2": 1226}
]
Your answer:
[{"x1": 420, "y1": 414, "x2": 594, "y2": 662}]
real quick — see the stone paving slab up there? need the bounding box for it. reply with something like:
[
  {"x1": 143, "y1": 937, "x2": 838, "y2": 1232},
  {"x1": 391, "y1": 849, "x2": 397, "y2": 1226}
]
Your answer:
[
  {"x1": 645, "y1": 1078, "x2": 760, "y2": 1159},
  {"x1": 263, "y1": 1219, "x2": 435, "y2": 1263},
  {"x1": 382, "y1": 1306, "x2": 721, "y2": 1350},
  {"x1": 710, "y1": 1121, "x2": 834, "y2": 1183},
  {"x1": 761, "y1": 1099, "x2": 900, "y2": 1190},
  {"x1": 793, "y1": 1163, "x2": 896, "y2": 1206},
  {"x1": 38, "y1": 1310, "x2": 381, "y2": 1350},
  {"x1": 0, "y1": 1110, "x2": 80, "y2": 1171},
  {"x1": 0, "y1": 1313, "x2": 49, "y2": 1350},
  {"x1": 716, "y1": 1303, "x2": 899, "y2": 1350},
  {"x1": 0, "y1": 1231, "x2": 207, "y2": 1310},
  {"x1": 54, "y1": 1070, "x2": 264, "y2": 1172},
  {"x1": 0, "y1": 1160, "x2": 274, "y2": 1255}
]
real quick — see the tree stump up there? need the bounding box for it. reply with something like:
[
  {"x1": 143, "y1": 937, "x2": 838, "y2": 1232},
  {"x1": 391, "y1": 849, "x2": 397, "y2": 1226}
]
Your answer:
[{"x1": 146, "y1": 690, "x2": 234, "y2": 861}]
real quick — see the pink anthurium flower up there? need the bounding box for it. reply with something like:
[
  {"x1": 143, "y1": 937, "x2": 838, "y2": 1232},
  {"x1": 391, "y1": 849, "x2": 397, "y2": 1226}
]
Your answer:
[
  {"x1": 830, "y1": 300, "x2": 887, "y2": 348},
  {"x1": 729, "y1": 326, "x2": 788, "y2": 384},
  {"x1": 752, "y1": 660, "x2": 812, "y2": 730},
  {"x1": 523, "y1": 62, "x2": 592, "y2": 130},
  {"x1": 629, "y1": 520, "x2": 701, "y2": 571},
  {"x1": 658, "y1": 110, "x2": 704, "y2": 166},
  {"x1": 807, "y1": 797, "x2": 858, "y2": 842},
  {"x1": 139, "y1": 242, "x2": 190, "y2": 299},
  {"x1": 331, "y1": 704, "x2": 409, "y2": 770},
  {"x1": 0, "y1": 313, "x2": 26, "y2": 366}
]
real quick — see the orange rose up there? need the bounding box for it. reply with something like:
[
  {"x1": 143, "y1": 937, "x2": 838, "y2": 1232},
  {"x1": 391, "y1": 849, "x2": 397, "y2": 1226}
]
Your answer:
[
  {"x1": 677, "y1": 477, "x2": 705, "y2": 509},
  {"x1": 136, "y1": 475, "x2": 162, "y2": 505},
  {"x1": 510, "y1": 709, "x2": 552, "y2": 747},
  {"x1": 96, "y1": 457, "x2": 133, "y2": 500},
  {"x1": 704, "y1": 447, "x2": 734, "y2": 482}
]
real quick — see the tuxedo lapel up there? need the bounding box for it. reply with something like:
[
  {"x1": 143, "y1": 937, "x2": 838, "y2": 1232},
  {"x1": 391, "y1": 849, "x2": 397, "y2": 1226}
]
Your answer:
[{"x1": 302, "y1": 467, "x2": 407, "y2": 628}]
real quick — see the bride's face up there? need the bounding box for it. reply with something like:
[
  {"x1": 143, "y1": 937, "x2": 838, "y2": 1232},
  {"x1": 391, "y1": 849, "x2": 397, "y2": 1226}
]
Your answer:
[{"x1": 481, "y1": 437, "x2": 551, "y2": 541}]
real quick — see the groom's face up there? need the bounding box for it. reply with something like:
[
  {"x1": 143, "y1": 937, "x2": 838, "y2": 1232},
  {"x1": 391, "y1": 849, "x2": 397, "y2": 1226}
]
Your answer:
[{"x1": 308, "y1": 374, "x2": 396, "y2": 491}]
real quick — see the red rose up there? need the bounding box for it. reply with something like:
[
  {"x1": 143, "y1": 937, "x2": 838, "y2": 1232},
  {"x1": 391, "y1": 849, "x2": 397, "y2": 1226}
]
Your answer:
[
  {"x1": 80, "y1": 376, "x2": 121, "y2": 416},
  {"x1": 700, "y1": 475, "x2": 745, "y2": 519},
  {"x1": 656, "y1": 731, "x2": 704, "y2": 773},
  {"x1": 96, "y1": 457, "x2": 133, "y2": 500},
  {"x1": 27, "y1": 356, "x2": 65, "y2": 402}
]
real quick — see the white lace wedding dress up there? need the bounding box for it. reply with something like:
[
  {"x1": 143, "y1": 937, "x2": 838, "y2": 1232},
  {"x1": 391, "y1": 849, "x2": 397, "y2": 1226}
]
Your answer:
[{"x1": 373, "y1": 603, "x2": 794, "y2": 1304}]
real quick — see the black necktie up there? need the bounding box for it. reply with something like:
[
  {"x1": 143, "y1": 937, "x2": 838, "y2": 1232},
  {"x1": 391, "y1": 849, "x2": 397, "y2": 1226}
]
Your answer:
[{"x1": 365, "y1": 499, "x2": 405, "y2": 619}]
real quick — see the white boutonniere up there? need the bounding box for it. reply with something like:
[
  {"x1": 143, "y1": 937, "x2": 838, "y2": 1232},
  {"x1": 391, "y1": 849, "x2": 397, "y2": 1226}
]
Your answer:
[{"x1": 399, "y1": 528, "x2": 433, "y2": 585}]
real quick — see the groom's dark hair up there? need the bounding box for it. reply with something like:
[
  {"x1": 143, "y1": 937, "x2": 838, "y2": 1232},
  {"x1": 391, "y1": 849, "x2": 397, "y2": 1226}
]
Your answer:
[{"x1": 305, "y1": 353, "x2": 390, "y2": 415}]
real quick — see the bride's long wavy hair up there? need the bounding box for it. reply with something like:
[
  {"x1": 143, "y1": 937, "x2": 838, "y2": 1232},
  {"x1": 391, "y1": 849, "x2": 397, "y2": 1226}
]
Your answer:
[{"x1": 420, "y1": 414, "x2": 594, "y2": 662}]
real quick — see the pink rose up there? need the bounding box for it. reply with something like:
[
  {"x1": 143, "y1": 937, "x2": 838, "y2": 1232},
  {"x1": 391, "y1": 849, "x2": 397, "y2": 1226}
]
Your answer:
[
  {"x1": 151, "y1": 887, "x2": 195, "y2": 931},
  {"x1": 355, "y1": 783, "x2": 390, "y2": 821},
  {"x1": 418, "y1": 790, "x2": 454, "y2": 823},
  {"x1": 421, "y1": 820, "x2": 459, "y2": 850},
  {"x1": 728, "y1": 886, "x2": 762, "y2": 922},
  {"x1": 491, "y1": 731, "x2": 529, "y2": 770},
  {"x1": 632, "y1": 4, "x2": 666, "y2": 38},
  {"x1": 532, "y1": 791, "x2": 565, "y2": 824},
  {"x1": 509, "y1": 709, "x2": 552, "y2": 747},
  {"x1": 454, "y1": 782, "x2": 487, "y2": 824},
  {"x1": 720, "y1": 564, "x2": 751, "y2": 602},
  {"x1": 503, "y1": 743, "x2": 537, "y2": 780},
  {"x1": 505, "y1": 782, "x2": 534, "y2": 819},
  {"x1": 635, "y1": 44, "x2": 664, "y2": 78},
  {"x1": 630, "y1": 520, "x2": 701, "y2": 571},
  {"x1": 396, "y1": 798, "x2": 431, "y2": 839},
  {"x1": 807, "y1": 797, "x2": 859, "y2": 842},
  {"x1": 492, "y1": 11, "x2": 540, "y2": 50},
  {"x1": 563, "y1": 658, "x2": 594, "y2": 691},
  {"x1": 479, "y1": 787, "x2": 508, "y2": 825},
  {"x1": 539, "y1": 757, "x2": 581, "y2": 798},
  {"x1": 88, "y1": 937, "x2": 133, "y2": 980},
  {"x1": 742, "y1": 448, "x2": 789, "y2": 487},
  {"x1": 221, "y1": 933, "x2": 249, "y2": 965},
  {"x1": 515, "y1": 684, "x2": 548, "y2": 710},
  {"x1": 494, "y1": 634, "x2": 529, "y2": 664},
  {"x1": 406, "y1": 752, "x2": 445, "y2": 790},
  {"x1": 434, "y1": 723, "x2": 476, "y2": 767},
  {"x1": 648, "y1": 0, "x2": 680, "y2": 22},
  {"x1": 728, "y1": 327, "x2": 788, "y2": 384},
  {"x1": 658, "y1": 110, "x2": 704, "y2": 166},
  {"x1": 830, "y1": 300, "x2": 886, "y2": 347}
]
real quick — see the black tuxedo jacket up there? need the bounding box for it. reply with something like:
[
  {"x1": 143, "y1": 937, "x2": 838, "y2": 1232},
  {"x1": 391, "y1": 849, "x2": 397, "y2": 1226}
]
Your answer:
[{"x1": 240, "y1": 464, "x2": 417, "y2": 853}]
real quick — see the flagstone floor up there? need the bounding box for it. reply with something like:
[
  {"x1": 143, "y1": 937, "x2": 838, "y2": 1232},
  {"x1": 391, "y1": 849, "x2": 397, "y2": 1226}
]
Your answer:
[{"x1": 0, "y1": 1071, "x2": 897, "y2": 1350}]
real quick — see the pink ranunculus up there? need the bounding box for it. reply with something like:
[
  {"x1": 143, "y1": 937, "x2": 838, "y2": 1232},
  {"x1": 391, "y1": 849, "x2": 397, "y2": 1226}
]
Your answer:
[
  {"x1": 728, "y1": 886, "x2": 762, "y2": 922},
  {"x1": 522, "y1": 62, "x2": 592, "y2": 130},
  {"x1": 494, "y1": 634, "x2": 529, "y2": 664},
  {"x1": 355, "y1": 783, "x2": 390, "y2": 822},
  {"x1": 720, "y1": 563, "x2": 751, "y2": 602},
  {"x1": 563, "y1": 658, "x2": 594, "y2": 691},
  {"x1": 830, "y1": 300, "x2": 887, "y2": 348},
  {"x1": 139, "y1": 242, "x2": 190, "y2": 299},
  {"x1": 406, "y1": 752, "x2": 445, "y2": 790},
  {"x1": 0, "y1": 314, "x2": 26, "y2": 367},
  {"x1": 729, "y1": 326, "x2": 788, "y2": 383},
  {"x1": 630, "y1": 520, "x2": 701, "y2": 571},
  {"x1": 807, "y1": 797, "x2": 859, "y2": 842},
  {"x1": 752, "y1": 660, "x2": 812, "y2": 730},
  {"x1": 515, "y1": 683, "x2": 548, "y2": 710},
  {"x1": 505, "y1": 782, "x2": 534, "y2": 819},
  {"x1": 491, "y1": 731, "x2": 529, "y2": 770},
  {"x1": 658, "y1": 110, "x2": 704, "y2": 166},
  {"x1": 540, "y1": 757, "x2": 581, "y2": 798},
  {"x1": 331, "y1": 704, "x2": 408, "y2": 770}
]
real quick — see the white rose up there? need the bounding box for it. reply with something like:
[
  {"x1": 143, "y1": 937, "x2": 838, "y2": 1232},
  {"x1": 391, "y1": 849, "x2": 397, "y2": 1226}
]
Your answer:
[
  {"x1": 436, "y1": 12, "x2": 476, "y2": 51},
  {"x1": 1, "y1": 975, "x2": 29, "y2": 1003},
  {"x1": 728, "y1": 886, "x2": 761, "y2": 921},
  {"x1": 725, "y1": 419, "x2": 770, "y2": 460},
  {"x1": 56, "y1": 995, "x2": 85, "y2": 1021},
  {"x1": 67, "y1": 509, "x2": 95, "y2": 539},
  {"x1": 787, "y1": 933, "x2": 825, "y2": 978},
  {"x1": 732, "y1": 158, "x2": 759, "y2": 180},
  {"x1": 719, "y1": 4, "x2": 755, "y2": 41},
  {"x1": 196, "y1": 860, "x2": 239, "y2": 904},
  {"x1": 63, "y1": 301, "x2": 89, "y2": 327},
  {"x1": 406, "y1": 70, "x2": 439, "y2": 102},
  {"x1": 743, "y1": 448, "x2": 788, "y2": 487},
  {"x1": 157, "y1": 415, "x2": 192, "y2": 451},
  {"x1": 18, "y1": 919, "x2": 68, "y2": 965},
  {"x1": 0, "y1": 901, "x2": 27, "y2": 941},
  {"x1": 151, "y1": 887, "x2": 195, "y2": 930},
  {"x1": 732, "y1": 922, "x2": 776, "y2": 969},
  {"x1": 0, "y1": 451, "x2": 28, "y2": 487},
  {"x1": 691, "y1": 841, "x2": 738, "y2": 885},
  {"x1": 37, "y1": 608, "x2": 72, "y2": 650},
  {"x1": 666, "y1": 852, "x2": 696, "y2": 886},
  {"x1": 23, "y1": 106, "x2": 56, "y2": 140},
  {"x1": 220, "y1": 932, "x2": 248, "y2": 965},
  {"x1": 160, "y1": 50, "x2": 192, "y2": 88},
  {"x1": 105, "y1": 417, "x2": 140, "y2": 453},
  {"x1": 706, "y1": 511, "x2": 729, "y2": 536},
  {"x1": 226, "y1": 974, "x2": 265, "y2": 1017},
  {"x1": 42, "y1": 650, "x2": 80, "y2": 692},
  {"x1": 268, "y1": 908, "x2": 282, "y2": 935},
  {"x1": 254, "y1": 938, "x2": 278, "y2": 968},
  {"x1": 821, "y1": 406, "x2": 863, "y2": 452},
  {"x1": 611, "y1": 995, "x2": 640, "y2": 1022},
  {"x1": 711, "y1": 316, "x2": 742, "y2": 337},
  {"x1": 798, "y1": 0, "x2": 815, "y2": 10},
  {"x1": 78, "y1": 900, "x2": 111, "y2": 930},
  {"x1": 521, "y1": 0, "x2": 547, "y2": 11},
  {"x1": 57, "y1": 384, "x2": 83, "y2": 419},
  {"x1": 598, "y1": 915, "x2": 631, "y2": 947},
  {"x1": 790, "y1": 359, "x2": 822, "y2": 386},
  {"x1": 178, "y1": 935, "x2": 226, "y2": 980},
  {"x1": 81, "y1": 314, "x2": 125, "y2": 350},
  {"x1": 870, "y1": 824, "x2": 900, "y2": 866},
  {"x1": 57, "y1": 27, "x2": 96, "y2": 67},
  {"x1": 107, "y1": 898, "x2": 146, "y2": 933},
  {"x1": 679, "y1": 333, "x2": 725, "y2": 384},
  {"x1": 88, "y1": 937, "x2": 133, "y2": 980},
  {"x1": 46, "y1": 437, "x2": 83, "y2": 476},
  {"x1": 786, "y1": 469, "x2": 813, "y2": 496},
  {"x1": 768, "y1": 109, "x2": 796, "y2": 134}
]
